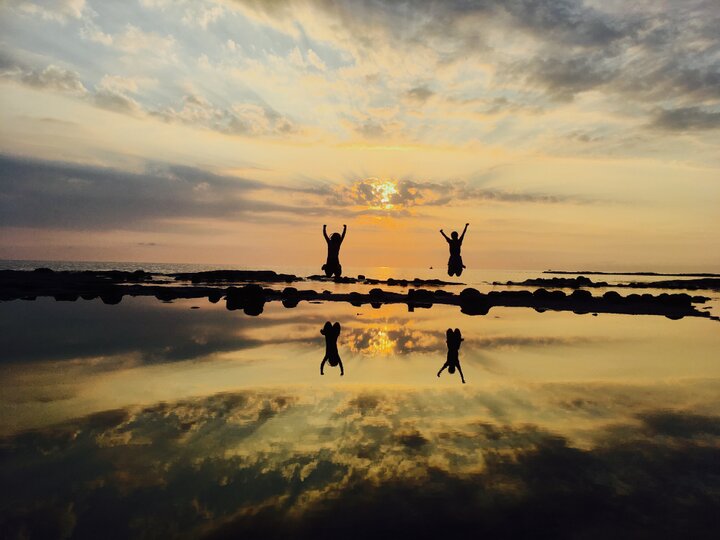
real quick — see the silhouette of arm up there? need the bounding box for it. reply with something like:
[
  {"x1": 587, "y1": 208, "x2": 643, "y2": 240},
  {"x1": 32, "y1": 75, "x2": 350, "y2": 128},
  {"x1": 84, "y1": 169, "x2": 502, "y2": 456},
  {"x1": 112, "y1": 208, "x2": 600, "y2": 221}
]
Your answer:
[
  {"x1": 323, "y1": 224, "x2": 330, "y2": 243},
  {"x1": 437, "y1": 363, "x2": 448, "y2": 377},
  {"x1": 340, "y1": 224, "x2": 347, "y2": 242},
  {"x1": 460, "y1": 223, "x2": 469, "y2": 242},
  {"x1": 320, "y1": 356, "x2": 328, "y2": 375},
  {"x1": 440, "y1": 229, "x2": 450, "y2": 242},
  {"x1": 457, "y1": 364, "x2": 465, "y2": 384},
  {"x1": 338, "y1": 358, "x2": 344, "y2": 376}
]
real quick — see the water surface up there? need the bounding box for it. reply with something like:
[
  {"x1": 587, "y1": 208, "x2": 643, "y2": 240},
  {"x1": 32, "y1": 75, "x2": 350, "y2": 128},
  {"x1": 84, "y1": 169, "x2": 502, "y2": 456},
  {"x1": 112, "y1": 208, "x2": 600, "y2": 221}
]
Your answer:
[{"x1": 1, "y1": 292, "x2": 719, "y2": 538}]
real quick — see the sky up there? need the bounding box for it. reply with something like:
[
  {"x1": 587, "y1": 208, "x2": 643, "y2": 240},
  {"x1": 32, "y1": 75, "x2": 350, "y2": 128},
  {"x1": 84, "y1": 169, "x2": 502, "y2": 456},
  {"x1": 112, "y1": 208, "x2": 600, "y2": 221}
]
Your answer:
[{"x1": 0, "y1": 0, "x2": 719, "y2": 271}]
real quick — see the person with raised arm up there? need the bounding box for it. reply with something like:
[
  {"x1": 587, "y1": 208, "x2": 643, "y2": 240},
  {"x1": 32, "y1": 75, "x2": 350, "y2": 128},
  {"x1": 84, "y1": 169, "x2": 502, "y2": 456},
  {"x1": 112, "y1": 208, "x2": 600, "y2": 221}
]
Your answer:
[
  {"x1": 437, "y1": 328, "x2": 465, "y2": 384},
  {"x1": 322, "y1": 224, "x2": 347, "y2": 278},
  {"x1": 320, "y1": 321, "x2": 344, "y2": 376},
  {"x1": 440, "y1": 223, "x2": 469, "y2": 277}
]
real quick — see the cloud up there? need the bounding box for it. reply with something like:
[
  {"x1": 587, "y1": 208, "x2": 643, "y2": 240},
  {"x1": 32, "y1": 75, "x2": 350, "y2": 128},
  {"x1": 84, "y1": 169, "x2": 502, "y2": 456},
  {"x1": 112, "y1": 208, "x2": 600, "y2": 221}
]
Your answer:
[
  {"x1": 10, "y1": 64, "x2": 88, "y2": 95},
  {"x1": 520, "y1": 54, "x2": 616, "y2": 101},
  {"x1": 326, "y1": 178, "x2": 591, "y2": 210},
  {"x1": 353, "y1": 119, "x2": 389, "y2": 139},
  {"x1": 1, "y1": 50, "x2": 299, "y2": 137},
  {"x1": 637, "y1": 410, "x2": 720, "y2": 438},
  {"x1": 92, "y1": 89, "x2": 142, "y2": 115},
  {"x1": 226, "y1": 0, "x2": 720, "y2": 127},
  {"x1": 15, "y1": 0, "x2": 87, "y2": 22},
  {"x1": 0, "y1": 154, "x2": 267, "y2": 230},
  {"x1": 78, "y1": 21, "x2": 178, "y2": 61},
  {"x1": 152, "y1": 94, "x2": 297, "y2": 137},
  {"x1": 650, "y1": 107, "x2": 720, "y2": 131},
  {"x1": 405, "y1": 85, "x2": 435, "y2": 103}
]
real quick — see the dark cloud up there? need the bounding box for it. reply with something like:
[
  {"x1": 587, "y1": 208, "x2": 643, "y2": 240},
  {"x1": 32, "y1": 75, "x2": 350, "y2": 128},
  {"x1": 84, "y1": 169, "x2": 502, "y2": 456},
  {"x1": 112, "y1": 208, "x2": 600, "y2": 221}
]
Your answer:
[
  {"x1": 521, "y1": 54, "x2": 616, "y2": 101},
  {"x1": 0, "y1": 154, "x2": 337, "y2": 230},
  {"x1": 232, "y1": 0, "x2": 719, "y2": 116},
  {"x1": 638, "y1": 410, "x2": 720, "y2": 438},
  {"x1": 405, "y1": 85, "x2": 435, "y2": 102},
  {"x1": 234, "y1": 0, "x2": 630, "y2": 50},
  {"x1": 353, "y1": 119, "x2": 387, "y2": 138},
  {"x1": 650, "y1": 107, "x2": 720, "y2": 131}
]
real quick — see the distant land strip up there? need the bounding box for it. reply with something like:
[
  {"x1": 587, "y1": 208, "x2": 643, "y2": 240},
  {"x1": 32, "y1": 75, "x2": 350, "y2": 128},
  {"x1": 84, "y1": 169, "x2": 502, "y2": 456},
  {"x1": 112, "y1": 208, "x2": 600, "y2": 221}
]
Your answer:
[
  {"x1": 0, "y1": 269, "x2": 715, "y2": 322},
  {"x1": 545, "y1": 270, "x2": 720, "y2": 277}
]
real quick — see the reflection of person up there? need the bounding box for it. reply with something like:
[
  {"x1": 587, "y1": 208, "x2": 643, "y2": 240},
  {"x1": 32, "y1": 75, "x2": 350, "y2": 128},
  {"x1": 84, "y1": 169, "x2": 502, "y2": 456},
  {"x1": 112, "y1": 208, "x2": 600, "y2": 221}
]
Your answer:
[
  {"x1": 320, "y1": 321, "x2": 344, "y2": 376},
  {"x1": 322, "y1": 224, "x2": 347, "y2": 278},
  {"x1": 437, "y1": 328, "x2": 465, "y2": 383},
  {"x1": 440, "y1": 223, "x2": 469, "y2": 277}
]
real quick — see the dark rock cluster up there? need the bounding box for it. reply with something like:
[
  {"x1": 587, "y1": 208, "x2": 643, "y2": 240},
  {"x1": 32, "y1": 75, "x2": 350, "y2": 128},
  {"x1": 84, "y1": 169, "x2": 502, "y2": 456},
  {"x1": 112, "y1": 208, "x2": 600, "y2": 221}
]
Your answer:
[{"x1": 0, "y1": 269, "x2": 714, "y2": 321}]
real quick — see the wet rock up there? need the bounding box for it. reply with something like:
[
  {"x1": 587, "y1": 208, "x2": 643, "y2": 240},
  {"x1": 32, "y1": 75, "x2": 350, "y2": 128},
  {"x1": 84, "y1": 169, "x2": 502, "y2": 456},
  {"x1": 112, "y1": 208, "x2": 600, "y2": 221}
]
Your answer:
[
  {"x1": 100, "y1": 292, "x2": 123, "y2": 305},
  {"x1": 459, "y1": 288, "x2": 490, "y2": 315},
  {"x1": 281, "y1": 287, "x2": 300, "y2": 308},
  {"x1": 226, "y1": 284, "x2": 266, "y2": 315},
  {"x1": 54, "y1": 293, "x2": 79, "y2": 302}
]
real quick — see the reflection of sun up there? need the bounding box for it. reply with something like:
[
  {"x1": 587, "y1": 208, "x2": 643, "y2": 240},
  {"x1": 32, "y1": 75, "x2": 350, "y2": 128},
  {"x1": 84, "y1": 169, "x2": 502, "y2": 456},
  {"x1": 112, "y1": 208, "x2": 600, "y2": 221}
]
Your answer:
[
  {"x1": 370, "y1": 179, "x2": 398, "y2": 210},
  {"x1": 346, "y1": 326, "x2": 397, "y2": 356},
  {"x1": 367, "y1": 327, "x2": 396, "y2": 355}
]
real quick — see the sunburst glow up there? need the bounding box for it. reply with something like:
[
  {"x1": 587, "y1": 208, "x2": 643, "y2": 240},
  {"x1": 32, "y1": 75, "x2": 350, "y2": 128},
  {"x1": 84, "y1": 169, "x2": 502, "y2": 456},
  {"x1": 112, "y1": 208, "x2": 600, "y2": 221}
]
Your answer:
[{"x1": 370, "y1": 179, "x2": 398, "y2": 210}]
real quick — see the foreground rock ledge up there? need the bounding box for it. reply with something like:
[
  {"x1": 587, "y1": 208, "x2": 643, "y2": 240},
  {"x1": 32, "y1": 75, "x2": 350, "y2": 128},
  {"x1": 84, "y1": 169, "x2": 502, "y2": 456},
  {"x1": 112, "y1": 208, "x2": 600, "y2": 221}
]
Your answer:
[{"x1": 0, "y1": 270, "x2": 714, "y2": 320}]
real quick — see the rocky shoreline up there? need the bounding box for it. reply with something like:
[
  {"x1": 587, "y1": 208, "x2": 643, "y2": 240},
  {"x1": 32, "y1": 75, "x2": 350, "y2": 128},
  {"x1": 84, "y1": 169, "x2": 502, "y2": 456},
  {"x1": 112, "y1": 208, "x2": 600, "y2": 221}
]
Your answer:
[{"x1": 1, "y1": 269, "x2": 715, "y2": 320}]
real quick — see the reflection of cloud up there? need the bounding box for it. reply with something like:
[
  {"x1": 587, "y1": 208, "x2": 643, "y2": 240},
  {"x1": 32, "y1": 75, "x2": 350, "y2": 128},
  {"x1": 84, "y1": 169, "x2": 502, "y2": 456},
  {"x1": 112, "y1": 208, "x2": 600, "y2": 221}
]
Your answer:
[
  {"x1": 0, "y1": 298, "x2": 324, "y2": 366},
  {"x1": 343, "y1": 326, "x2": 443, "y2": 356},
  {"x1": 469, "y1": 335, "x2": 599, "y2": 350},
  {"x1": 2, "y1": 385, "x2": 720, "y2": 538},
  {"x1": 341, "y1": 325, "x2": 598, "y2": 357}
]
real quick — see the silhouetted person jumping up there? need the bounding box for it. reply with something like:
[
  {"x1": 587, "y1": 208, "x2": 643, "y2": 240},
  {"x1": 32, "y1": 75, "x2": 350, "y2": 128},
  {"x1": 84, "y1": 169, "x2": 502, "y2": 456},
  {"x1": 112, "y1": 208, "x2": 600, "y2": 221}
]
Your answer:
[
  {"x1": 437, "y1": 328, "x2": 465, "y2": 383},
  {"x1": 322, "y1": 224, "x2": 347, "y2": 277},
  {"x1": 440, "y1": 223, "x2": 469, "y2": 276},
  {"x1": 320, "y1": 321, "x2": 344, "y2": 376}
]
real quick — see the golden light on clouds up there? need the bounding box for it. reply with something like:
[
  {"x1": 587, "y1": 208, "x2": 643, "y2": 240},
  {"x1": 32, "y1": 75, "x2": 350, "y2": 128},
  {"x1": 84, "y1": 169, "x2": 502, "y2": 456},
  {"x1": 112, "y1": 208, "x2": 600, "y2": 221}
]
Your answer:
[
  {"x1": 345, "y1": 325, "x2": 398, "y2": 356},
  {"x1": 370, "y1": 179, "x2": 398, "y2": 210}
]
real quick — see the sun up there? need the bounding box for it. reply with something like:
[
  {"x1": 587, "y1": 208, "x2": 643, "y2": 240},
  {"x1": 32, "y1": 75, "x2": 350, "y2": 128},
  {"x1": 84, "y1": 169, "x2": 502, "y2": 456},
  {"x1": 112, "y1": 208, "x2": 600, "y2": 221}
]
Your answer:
[{"x1": 370, "y1": 179, "x2": 398, "y2": 210}]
